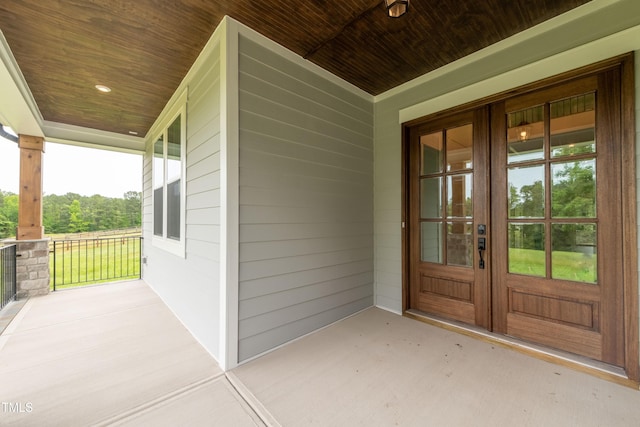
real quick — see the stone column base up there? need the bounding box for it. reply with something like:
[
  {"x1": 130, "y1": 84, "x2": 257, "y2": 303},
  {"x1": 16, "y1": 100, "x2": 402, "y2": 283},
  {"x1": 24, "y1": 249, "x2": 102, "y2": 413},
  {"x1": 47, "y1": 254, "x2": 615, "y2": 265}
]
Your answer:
[{"x1": 11, "y1": 239, "x2": 51, "y2": 298}]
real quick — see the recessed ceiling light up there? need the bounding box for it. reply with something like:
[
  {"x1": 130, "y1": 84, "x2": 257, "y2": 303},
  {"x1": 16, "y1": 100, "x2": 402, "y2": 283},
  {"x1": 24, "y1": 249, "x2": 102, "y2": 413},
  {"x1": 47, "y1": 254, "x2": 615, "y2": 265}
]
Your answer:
[
  {"x1": 128, "y1": 131, "x2": 138, "y2": 135},
  {"x1": 95, "y1": 84, "x2": 111, "y2": 93}
]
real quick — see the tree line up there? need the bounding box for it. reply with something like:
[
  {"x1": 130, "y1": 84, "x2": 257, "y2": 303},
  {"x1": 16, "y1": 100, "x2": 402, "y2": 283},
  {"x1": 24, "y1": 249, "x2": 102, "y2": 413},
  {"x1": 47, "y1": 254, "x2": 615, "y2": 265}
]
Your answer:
[
  {"x1": 0, "y1": 190, "x2": 141, "y2": 239},
  {"x1": 508, "y1": 157, "x2": 595, "y2": 251}
]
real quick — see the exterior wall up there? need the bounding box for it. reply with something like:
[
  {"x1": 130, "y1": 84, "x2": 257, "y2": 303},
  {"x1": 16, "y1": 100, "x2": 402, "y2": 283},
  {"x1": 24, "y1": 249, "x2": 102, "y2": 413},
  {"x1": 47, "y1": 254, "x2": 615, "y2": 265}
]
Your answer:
[
  {"x1": 236, "y1": 34, "x2": 374, "y2": 361},
  {"x1": 373, "y1": 4, "x2": 640, "y2": 315},
  {"x1": 143, "y1": 38, "x2": 223, "y2": 360}
]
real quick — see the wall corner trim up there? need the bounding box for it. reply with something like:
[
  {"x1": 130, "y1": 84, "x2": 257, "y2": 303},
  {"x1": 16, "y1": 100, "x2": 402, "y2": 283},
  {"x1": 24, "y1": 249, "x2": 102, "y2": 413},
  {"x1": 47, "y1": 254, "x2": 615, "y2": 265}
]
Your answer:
[{"x1": 219, "y1": 17, "x2": 240, "y2": 371}]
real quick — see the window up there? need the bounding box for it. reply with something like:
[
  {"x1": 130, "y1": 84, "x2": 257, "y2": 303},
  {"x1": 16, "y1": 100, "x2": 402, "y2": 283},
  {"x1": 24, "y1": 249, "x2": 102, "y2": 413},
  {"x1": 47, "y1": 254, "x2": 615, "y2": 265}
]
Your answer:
[{"x1": 152, "y1": 107, "x2": 185, "y2": 255}]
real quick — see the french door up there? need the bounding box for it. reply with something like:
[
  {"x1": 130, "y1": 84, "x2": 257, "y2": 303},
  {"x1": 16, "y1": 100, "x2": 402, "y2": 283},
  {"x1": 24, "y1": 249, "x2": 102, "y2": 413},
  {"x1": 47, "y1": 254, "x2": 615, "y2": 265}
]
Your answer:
[
  {"x1": 406, "y1": 63, "x2": 632, "y2": 369},
  {"x1": 408, "y1": 108, "x2": 490, "y2": 329}
]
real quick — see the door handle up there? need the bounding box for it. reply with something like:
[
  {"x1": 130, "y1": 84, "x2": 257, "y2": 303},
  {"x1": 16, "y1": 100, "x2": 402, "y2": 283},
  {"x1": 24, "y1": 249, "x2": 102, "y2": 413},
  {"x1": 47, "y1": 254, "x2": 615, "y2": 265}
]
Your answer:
[
  {"x1": 478, "y1": 237, "x2": 486, "y2": 269},
  {"x1": 478, "y1": 237, "x2": 486, "y2": 251}
]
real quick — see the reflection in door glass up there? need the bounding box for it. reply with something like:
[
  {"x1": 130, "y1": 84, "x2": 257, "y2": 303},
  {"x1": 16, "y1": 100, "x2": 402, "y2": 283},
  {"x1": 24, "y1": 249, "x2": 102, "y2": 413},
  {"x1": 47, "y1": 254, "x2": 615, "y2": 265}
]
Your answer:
[
  {"x1": 508, "y1": 165, "x2": 545, "y2": 218},
  {"x1": 508, "y1": 223, "x2": 545, "y2": 277},
  {"x1": 421, "y1": 222, "x2": 442, "y2": 264},
  {"x1": 447, "y1": 222, "x2": 473, "y2": 267},
  {"x1": 551, "y1": 93, "x2": 595, "y2": 158},
  {"x1": 447, "y1": 174, "x2": 472, "y2": 218},
  {"x1": 507, "y1": 106, "x2": 544, "y2": 163},
  {"x1": 552, "y1": 223, "x2": 597, "y2": 284},
  {"x1": 551, "y1": 159, "x2": 596, "y2": 218},
  {"x1": 421, "y1": 177, "x2": 442, "y2": 219},
  {"x1": 421, "y1": 132, "x2": 443, "y2": 174},
  {"x1": 446, "y1": 124, "x2": 473, "y2": 171}
]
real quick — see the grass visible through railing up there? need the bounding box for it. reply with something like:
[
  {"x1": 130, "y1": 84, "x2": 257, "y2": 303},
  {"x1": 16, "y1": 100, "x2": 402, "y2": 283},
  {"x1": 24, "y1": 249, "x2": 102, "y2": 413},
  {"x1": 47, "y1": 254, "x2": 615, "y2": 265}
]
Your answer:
[{"x1": 49, "y1": 230, "x2": 142, "y2": 290}]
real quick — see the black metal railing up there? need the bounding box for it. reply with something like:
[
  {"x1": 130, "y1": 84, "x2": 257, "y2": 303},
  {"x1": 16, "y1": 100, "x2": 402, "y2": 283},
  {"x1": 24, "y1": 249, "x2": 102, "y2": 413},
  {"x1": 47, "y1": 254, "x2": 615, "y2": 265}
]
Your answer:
[
  {"x1": 51, "y1": 236, "x2": 142, "y2": 291},
  {"x1": 1, "y1": 244, "x2": 17, "y2": 310}
]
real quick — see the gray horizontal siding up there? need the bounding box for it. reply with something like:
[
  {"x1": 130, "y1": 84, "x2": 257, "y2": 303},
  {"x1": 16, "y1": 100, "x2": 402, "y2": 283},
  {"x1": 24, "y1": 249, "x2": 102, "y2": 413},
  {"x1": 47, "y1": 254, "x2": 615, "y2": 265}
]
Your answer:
[
  {"x1": 239, "y1": 299, "x2": 371, "y2": 361},
  {"x1": 238, "y1": 39, "x2": 371, "y2": 120},
  {"x1": 238, "y1": 35, "x2": 374, "y2": 361},
  {"x1": 240, "y1": 235, "x2": 373, "y2": 262},
  {"x1": 240, "y1": 260, "x2": 373, "y2": 301}
]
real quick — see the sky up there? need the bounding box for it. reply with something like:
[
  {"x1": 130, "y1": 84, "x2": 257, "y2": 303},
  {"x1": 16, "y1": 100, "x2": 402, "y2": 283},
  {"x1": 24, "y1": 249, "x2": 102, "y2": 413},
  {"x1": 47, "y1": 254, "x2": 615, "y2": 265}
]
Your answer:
[{"x1": 0, "y1": 135, "x2": 142, "y2": 198}]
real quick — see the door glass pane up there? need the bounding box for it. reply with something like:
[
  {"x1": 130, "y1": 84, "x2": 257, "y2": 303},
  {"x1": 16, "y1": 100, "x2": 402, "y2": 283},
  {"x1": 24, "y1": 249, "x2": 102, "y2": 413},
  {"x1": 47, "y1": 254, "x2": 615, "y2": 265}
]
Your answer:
[
  {"x1": 508, "y1": 165, "x2": 545, "y2": 218},
  {"x1": 551, "y1": 93, "x2": 595, "y2": 158},
  {"x1": 447, "y1": 174, "x2": 472, "y2": 218},
  {"x1": 421, "y1": 222, "x2": 442, "y2": 263},
  {"x1": 508, "y1": 223, "x2": 545, "y2": 277},
  {"x1": 551, "y1": 159, "x2": 596, "y2": 218},
  {"x1": 552, "y1": 223, "x2": 597, "y2": 284},
  {"x1": 446, "y1": 124, "x2": 472, "y2": 171},
  {"x1": 421, "y1": 132, "x2": 443, "y2": 174},
  {"x1": 507, "y1": 106, "x2": 544, "y2": 163},
  {"x1": 447, "y1": 222, "x2": 473, "y2": 267},
  {"x1": 421, "y1": 177, "x2": 442, "y2": 219}
]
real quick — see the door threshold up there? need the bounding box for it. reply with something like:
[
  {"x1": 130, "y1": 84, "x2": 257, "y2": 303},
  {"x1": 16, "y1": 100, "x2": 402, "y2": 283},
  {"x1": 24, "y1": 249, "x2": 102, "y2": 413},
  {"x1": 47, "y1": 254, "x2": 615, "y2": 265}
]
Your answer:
[{"x1": 404, "y1": 309, "x2": 639, "y2": 390}]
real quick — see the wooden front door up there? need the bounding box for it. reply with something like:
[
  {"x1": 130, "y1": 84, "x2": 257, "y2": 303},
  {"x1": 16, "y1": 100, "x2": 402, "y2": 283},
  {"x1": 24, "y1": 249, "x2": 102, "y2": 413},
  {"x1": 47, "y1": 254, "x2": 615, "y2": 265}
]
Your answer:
[
  {"x1": 491, "y1": 73, "x2": 624, "y2": 366},
  {"x1": 406, "y1": 64, "x2": 630, "y2": 368},
  {"x1": 408, "y1": 107, "x2": 491, "y2": 329}
]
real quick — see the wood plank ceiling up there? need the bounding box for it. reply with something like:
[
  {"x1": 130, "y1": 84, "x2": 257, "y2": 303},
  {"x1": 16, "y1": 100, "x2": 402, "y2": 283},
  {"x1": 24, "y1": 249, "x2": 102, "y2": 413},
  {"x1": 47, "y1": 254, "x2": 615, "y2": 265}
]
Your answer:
[{"x1": 0, "y1": 0, "x2": 591, "y2": 136}]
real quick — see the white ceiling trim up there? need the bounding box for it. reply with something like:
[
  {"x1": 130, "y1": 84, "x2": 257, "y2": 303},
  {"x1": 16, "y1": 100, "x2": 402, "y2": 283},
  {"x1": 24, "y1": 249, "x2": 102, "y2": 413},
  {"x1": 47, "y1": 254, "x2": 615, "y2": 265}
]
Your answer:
[{"x1": 42, "y1": 121, "x2": 145, "y2": 154}]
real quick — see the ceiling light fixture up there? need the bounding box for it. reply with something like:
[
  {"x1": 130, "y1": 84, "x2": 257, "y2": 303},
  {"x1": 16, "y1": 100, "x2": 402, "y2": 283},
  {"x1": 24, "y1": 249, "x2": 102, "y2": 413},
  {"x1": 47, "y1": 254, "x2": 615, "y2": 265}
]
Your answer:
[
  {"x1": 95, "y1": 84, "x2": 112, "y2": 93},
  {"x1": 384, "y1": 0, "x2": 409, "y2": 18},
  {"x1": 516, "y1": 121, "x2": 531, "y2": 142}
]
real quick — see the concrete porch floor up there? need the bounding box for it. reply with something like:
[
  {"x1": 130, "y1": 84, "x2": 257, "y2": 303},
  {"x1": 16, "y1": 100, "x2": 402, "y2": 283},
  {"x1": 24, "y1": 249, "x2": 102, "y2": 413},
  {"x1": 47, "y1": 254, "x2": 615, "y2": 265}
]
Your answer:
[{"x1": 0, "y1": 281, "x2": 639, "y2": 426}]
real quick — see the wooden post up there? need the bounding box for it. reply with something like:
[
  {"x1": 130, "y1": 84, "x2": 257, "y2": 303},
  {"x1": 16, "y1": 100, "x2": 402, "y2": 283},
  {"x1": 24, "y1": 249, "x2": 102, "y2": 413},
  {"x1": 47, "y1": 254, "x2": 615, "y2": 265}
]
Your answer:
[{"x1": 17, "y1": 134, "x2": 45, "y2": 240}]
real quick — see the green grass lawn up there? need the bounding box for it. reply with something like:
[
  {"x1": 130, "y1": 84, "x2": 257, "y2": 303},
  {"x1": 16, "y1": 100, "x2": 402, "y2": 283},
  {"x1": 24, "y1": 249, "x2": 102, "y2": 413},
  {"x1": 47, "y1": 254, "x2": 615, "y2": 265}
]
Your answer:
[
  {"x1": 509, "y1": 247, "x2": 596, "y2": 283},
  {"x1": 49, "y1": 236, "x2": 141, "y2": 290}
]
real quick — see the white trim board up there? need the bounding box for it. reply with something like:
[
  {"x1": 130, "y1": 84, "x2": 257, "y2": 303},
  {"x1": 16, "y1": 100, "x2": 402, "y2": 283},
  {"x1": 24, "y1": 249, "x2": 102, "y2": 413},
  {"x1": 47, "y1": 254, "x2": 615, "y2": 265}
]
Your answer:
[
  {"x1": 42, "y1": 121, "x2": 145, "y2": 154},
  {"x1": 219, "y1": 17, "x2": 240, "y2": 371}
]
